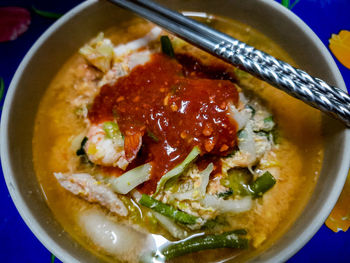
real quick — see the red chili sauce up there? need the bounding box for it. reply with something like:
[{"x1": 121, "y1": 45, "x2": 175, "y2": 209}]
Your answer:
[{"x1": 89, "y1": 53, "x2": 239, "y2": 194}]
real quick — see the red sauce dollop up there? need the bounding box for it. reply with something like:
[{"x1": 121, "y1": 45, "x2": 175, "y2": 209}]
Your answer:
[{"x1": 89, "y1": 53, "x2": 238, "y2": 194}]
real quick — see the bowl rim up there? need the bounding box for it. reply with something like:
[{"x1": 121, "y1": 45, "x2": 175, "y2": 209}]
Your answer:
[{"x1": 1, "y1": 0, "x2": 349, "y2": 262}]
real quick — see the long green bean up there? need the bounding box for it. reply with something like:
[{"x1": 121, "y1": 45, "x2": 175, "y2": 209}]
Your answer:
[
  {"x1": 250, "y1": 171, "x2": 276, "y2": 197},
  {"x1": 160, "y1": 35, "x2": 175, "y2": 58},
  {"x1": 139, "y1": 194, "x2": 199, "y2": 225},
  {"x1": 161, "y1": 230, "x2": 249, "y2": 259}
]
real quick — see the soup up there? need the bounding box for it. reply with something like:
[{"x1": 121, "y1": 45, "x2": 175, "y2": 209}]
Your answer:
[{"x1": 33, "y1": 15, "x2": 323, "y2": 262}]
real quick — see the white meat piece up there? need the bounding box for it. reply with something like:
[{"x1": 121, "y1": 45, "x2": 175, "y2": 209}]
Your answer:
[{"x1": 54, "y1": 172, "x2": 128, "y2": 216}]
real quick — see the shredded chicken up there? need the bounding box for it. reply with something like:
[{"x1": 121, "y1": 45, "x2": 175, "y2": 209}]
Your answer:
[{"x1": 55, "y1": 172, "x2": 128, "y2": 216}]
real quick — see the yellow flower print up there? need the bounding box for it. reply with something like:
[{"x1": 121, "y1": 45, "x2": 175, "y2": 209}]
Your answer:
[
  {"x1": 326, "y1": 170, "x2": 350, "y2": 232},
  {"x1": 329, "y1": 30, "x2": 350, "y2": 69}
]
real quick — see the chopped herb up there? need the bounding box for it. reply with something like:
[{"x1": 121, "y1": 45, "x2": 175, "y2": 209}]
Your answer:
[
  {"x1": 76, "y1": 137, "x2": 88, "y2": 156},
  {"x1": 217, "y1": 189, "x2": 234, "y2": 199},
  {"x1": 225, "y1": 147, "x2": 239, "y2": 158},
  {"x1": 254, "y1": 130, "x2": 270, "y2": 137},
  {"x1": 246, "y1": 105, "x2": 256, "y2": 117},
  {"x1": 262, "y1": 116, "x2": 275, "y2": 132},
  {"x1": 161, "y1": 35, "x2": 175, "y2": 58},
  {"x1": 237, "y1": 129, "x2": 247, "y2": 139},
  {"x1": 51, "y1": 254, "x2": 56, "y2": 263},
  {"x1": 31, "y1": 6, "x2": 63, "y2": 19},
  {"x1": 264, "y1": 116, "x2": 273, "y2": 123},
  {"x1": 147, "y1": 130, "x2": 159, "y2": 142},
  {"x1": 203, "y1": 216, "x2": 228, "y2": 229},
  {"x1": 103, "y1": 121, "x2": 121, "y2": 140}
]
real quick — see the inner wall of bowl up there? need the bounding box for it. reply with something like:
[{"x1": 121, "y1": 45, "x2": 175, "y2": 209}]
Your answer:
[{"x1": 4, "y1": 0, "x2": 348, "y2": 262}]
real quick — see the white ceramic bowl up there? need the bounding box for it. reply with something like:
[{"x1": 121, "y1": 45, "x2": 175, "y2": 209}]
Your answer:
[{"x1": 1, "y1": 0, "x2": 349, "y2": 262}]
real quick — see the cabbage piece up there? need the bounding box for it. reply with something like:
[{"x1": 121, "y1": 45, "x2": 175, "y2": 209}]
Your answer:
[
  {"x1": 237, "y1": 122, "x2": 256, "y2": 165},
  {"x1": 109, "y1": 163, "x2": 152, "y2": 194},
  {"x1": 113, "y1": 26, "x2": 161, "y2": 56},
  {"x1": 228, "y1": 103, "x2": 251, "y2": 130},
  {"x1": 173, "y1": 163, "x2": 214, "y2": 201},
  {"x1": 153, "y1": 212, "x2": 188, "y2": 239},
  {"x1": 154, "y1": 146, "x2": 201, "y2": 196},
  {"x1": 79, "y1": 32, "x2": 114, "y2": 72},
  {"x1": 262, "y1": 116, "x2": 275, "y2": 132},
  {"x1": 201, "y1": 195, "x2": 252, "y2": 213}
]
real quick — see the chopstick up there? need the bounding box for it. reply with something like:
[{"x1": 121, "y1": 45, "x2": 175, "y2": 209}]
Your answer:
[
  {"x1": 134, "y1": 0, "x2": 350, "y2": 106},
  {"x1": 107, "y1": 0, "x2": 350, "y2": 127}
]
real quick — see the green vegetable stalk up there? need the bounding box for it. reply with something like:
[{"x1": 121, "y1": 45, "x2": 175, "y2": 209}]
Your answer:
[
  {"x1": 154, "y1": 146, "x2": 200, "y2": 195},
  {"x1": 221, "y1": 170, "x2": 276, "y2": 198},
  {"x1": 250, "y1": 171, "x2": 276, "y2": 198},
  {"x1": 103, "y1": 121, "x2": 121, "y2": 140},
  {"x1": 161, "y1": 35, "x2": 175, "y2": 58},
  {"x1": 160, "y1": 230, "x2": 249, "y2": 260},
  {"x1": 109, "y1": 163, "x2": 152, "y2": 194},
  {"x1": 139, "y1": 194, "x2": 199, "y2": 225}
]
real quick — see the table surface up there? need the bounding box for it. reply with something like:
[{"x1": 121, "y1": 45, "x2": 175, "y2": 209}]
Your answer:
[{"x1": 0, "y1": 0, "x2": 349, "y2": 262}]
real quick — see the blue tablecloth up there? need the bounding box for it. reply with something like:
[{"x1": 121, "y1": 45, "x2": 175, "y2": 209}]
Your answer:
[{"x1": 0, "y1": 0, "x2": 349, "y2": 262}]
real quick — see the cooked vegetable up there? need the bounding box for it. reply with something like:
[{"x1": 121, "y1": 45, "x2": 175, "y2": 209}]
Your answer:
[
  {"x1": 103, "y1": 121, "x2": 121, "y2": 140},
  {"x1": 153, "y1": 212, "x2": 188, "y2": 239},
  {"x1": 221, "y1": 169, "x2": 276, "y2": 198},
  {"x1": 237, "y1": 123, "x2": 256, "y2": 164},
  {"x1": 221, "y1": 168, "x2": 252, "y2": 196},
  {"x1": 201, "y1": 195, "x2": 252, "y2": 213},
  {"x1": 246, "y1": 105, "x2": 256, "y2": 117},
  {"x1": 79, "y1": 32, "x2": 114, "y2": 72},
  {"x1": 76, "y1": 137, "x2": 88, "y2": 156},
  {"x1": 228, "y1": 103, "x2": 250, "y2": 130},
  {"x1": 109, "y1": 163, "x2": 152, "y2": 194},
  {"x1": 161, "y1": 35, "x2": 175, "y2": 58},
  {"x1": 139, "y1": 194, "x2": 200, "y2": 225},
  {"x1": 250, "y1": 171, "x2": 276, "y2": 197},
  {"x1": 262, "y1": 116, "x2": 275, "y2": 132},
  {"x1": 173, "y1": 163, "x2": 213, "y2": 201},
  {"x1": 217, "y1": 189, "x2": 234, "y2": 199},
  {"x1": 154, "y1": 146, "x2": 201, "y2": 195},
  {"x1": 160, "y1": 230, "x2": 249, "y2": 260}
]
